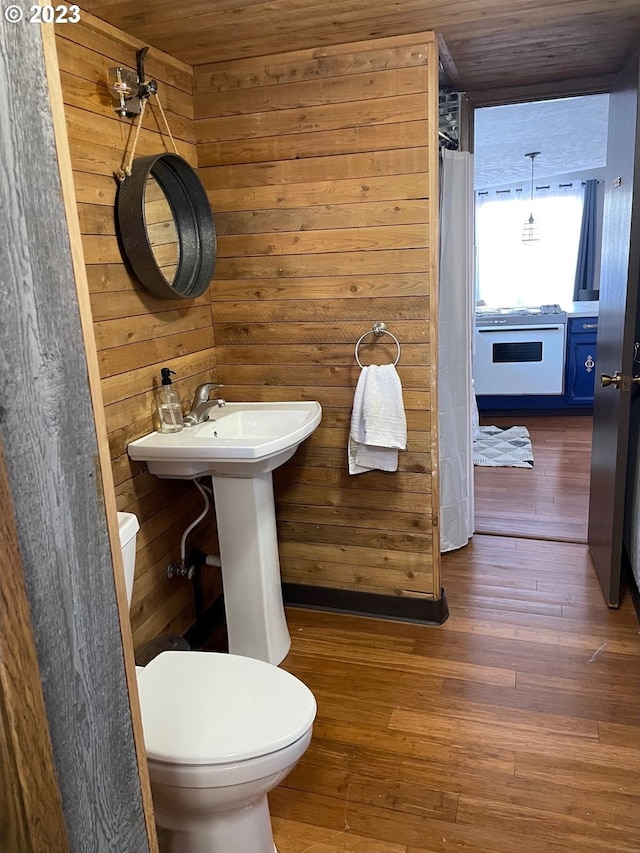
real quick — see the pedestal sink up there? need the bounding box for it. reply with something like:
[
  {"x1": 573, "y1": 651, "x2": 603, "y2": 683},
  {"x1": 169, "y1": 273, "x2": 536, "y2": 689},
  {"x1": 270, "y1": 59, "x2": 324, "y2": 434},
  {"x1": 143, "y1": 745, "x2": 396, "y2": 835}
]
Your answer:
[{"x1": 128, "y1": 402, "x2": 322, "y2": 665}]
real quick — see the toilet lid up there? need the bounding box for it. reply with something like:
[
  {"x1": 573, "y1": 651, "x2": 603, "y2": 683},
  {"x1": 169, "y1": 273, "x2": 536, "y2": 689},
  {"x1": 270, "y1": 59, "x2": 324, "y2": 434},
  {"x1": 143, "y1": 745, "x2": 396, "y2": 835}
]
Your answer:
[{"x1": 136, "y1": 651, "x2": 316, "y2": 765}]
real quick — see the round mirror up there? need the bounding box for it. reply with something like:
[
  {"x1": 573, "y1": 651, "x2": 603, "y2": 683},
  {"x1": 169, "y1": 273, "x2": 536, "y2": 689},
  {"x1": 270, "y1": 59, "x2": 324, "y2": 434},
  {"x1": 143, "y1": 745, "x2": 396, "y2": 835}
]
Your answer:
[
  {"x1": 143, "y1": 174, "x2": 179, "y2": 285},
  {"x1": 116, "y1": 153, "x2": 216, "y2": 300}
]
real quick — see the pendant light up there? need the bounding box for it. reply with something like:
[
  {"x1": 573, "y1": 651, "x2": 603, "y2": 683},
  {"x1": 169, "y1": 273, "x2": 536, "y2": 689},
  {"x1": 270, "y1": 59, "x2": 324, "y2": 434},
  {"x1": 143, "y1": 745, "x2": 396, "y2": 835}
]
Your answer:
[{"x1": 522, "y1": 151, "x2": 541, "y2": 244}]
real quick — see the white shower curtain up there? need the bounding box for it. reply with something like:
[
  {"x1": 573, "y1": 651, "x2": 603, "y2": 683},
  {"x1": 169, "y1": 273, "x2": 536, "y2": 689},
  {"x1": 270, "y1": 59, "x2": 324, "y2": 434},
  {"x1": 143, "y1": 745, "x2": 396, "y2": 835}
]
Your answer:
[{"x1": 438, "y1": 150, "x2": 475, "y2": 552}]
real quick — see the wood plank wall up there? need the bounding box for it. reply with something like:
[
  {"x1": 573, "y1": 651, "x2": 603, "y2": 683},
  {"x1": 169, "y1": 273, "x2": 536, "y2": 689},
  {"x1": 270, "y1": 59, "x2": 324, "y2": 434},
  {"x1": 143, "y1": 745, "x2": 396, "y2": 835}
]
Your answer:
[
  {"x1": 194, "y1": 34, "x2": 441, "y2": 601},
  {"x1": 55, "y1": 14, "x2": 221, "y2": 650},
  {"x1": 1, "y1": 440, "x2": 69, "y2": 853}
]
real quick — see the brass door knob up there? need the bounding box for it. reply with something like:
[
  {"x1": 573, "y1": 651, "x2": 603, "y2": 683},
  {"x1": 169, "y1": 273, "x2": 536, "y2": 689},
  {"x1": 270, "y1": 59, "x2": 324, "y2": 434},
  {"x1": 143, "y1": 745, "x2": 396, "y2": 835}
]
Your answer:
[
  {"x1": 633, "y1": 375, "x2": 640, "y2": 386},
  {"x1": 601, "y1": 371, "x2": 622, "y2": 388}
]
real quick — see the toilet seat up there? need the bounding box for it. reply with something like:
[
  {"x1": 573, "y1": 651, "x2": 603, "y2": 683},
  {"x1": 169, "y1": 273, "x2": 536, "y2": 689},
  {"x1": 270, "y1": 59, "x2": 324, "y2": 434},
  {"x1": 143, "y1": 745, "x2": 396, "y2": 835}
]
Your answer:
[
  {"x1": 137, "y1": 651, "x2": 316, "y2": 766},
  {"x1": 145, "y1": 728, "x2": 313, "y2": 789}
]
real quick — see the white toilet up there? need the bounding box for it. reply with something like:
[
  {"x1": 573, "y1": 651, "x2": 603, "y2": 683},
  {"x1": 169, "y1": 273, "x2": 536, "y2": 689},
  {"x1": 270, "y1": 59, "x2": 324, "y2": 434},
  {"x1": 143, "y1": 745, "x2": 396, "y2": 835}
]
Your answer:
[{"x1": 117, "y1": 511, "x2": 316, "y2": 853}]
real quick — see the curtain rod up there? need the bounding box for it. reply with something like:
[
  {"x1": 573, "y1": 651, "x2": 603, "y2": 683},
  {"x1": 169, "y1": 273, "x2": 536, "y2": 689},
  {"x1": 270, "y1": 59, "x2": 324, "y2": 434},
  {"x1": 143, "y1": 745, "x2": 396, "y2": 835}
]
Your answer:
[{"x1": 477, "y1": 179, "x2": 602, "y2": 196}]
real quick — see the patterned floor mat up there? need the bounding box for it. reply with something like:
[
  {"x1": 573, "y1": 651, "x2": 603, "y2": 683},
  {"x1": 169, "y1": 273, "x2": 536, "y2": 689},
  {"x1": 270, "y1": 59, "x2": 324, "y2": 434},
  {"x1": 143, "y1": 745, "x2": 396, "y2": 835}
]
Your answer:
[{"x1": 473, "y1": 425, "x2": 534, "y2": 468}]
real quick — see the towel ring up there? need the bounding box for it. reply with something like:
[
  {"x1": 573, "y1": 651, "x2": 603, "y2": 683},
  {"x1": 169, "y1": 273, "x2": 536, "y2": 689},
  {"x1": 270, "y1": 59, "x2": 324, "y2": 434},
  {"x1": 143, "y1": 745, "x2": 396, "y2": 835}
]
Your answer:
[{"x1": 354, "y1": 322, "x2": 401, "y2": 368}]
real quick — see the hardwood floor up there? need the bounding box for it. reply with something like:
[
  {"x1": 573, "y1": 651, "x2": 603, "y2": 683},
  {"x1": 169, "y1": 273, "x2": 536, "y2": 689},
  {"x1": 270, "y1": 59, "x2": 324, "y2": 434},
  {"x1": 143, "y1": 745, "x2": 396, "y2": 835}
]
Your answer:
[
  {"x1": 272, "y1": 538, "x2": 640, "y2": 852},
  {"x1": 270, "y1": 420, "x2": 640, "y2": 852},
  {"x1": 474, "y1": 415, "x2": 592, "y2": 542},
  {"x1": 196, "y1": 412, "x2": 640, "y2": 852}
]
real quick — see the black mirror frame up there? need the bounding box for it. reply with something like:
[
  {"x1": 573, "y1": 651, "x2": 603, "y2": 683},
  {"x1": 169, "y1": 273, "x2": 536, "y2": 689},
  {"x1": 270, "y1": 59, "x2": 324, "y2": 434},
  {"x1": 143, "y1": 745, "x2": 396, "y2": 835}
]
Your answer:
[{"x1": 115, "y1": 153, "x2": 216, "y2": 300}]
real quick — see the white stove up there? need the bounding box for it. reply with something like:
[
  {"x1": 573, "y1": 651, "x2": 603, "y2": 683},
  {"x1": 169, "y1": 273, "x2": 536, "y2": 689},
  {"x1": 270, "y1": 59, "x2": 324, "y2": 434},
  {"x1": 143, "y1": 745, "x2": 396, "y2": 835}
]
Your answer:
[{"x1": 474, "y1": 304, "x2": 567, "y2": 396}]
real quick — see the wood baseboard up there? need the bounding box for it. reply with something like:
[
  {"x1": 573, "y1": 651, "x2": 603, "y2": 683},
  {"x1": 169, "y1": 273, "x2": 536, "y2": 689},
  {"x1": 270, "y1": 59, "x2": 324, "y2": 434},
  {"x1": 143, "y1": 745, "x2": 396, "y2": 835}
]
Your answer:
[
  {"x1": 283, "y1": 584, "x2": 449, "y2": 625},
  {"x1": 184, "y1": 584, "x2": 449, "y2": 652}
]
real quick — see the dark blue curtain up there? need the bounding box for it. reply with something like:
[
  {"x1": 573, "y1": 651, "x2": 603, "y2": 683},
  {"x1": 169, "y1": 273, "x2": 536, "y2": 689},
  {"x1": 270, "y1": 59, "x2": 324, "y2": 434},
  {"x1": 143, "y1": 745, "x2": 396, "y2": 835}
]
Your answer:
[{"x1": 573, "y1": 179, "x2": 598, "y2": 300}]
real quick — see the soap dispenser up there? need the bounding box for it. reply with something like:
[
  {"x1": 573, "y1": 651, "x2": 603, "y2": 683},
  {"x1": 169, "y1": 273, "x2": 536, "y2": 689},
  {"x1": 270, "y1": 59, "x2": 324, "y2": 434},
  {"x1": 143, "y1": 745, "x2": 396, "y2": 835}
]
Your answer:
[{"x1": 157, "y1": 368, "x2": 184, "y2": 433}]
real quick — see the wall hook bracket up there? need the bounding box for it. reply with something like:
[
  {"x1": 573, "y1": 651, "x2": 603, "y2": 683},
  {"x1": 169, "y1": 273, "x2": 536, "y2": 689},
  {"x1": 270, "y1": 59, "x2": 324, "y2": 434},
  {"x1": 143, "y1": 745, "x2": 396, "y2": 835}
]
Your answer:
[{"x1": 108, "y1": 46, "x2": 158, "y2": 117}]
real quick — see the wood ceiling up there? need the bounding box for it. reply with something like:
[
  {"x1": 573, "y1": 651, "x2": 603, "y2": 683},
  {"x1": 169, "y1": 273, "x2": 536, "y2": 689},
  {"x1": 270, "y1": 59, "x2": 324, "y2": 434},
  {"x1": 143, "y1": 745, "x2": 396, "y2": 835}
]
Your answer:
[{"x1": 82, "y1": 0, "x2": 639, "y2": 102}]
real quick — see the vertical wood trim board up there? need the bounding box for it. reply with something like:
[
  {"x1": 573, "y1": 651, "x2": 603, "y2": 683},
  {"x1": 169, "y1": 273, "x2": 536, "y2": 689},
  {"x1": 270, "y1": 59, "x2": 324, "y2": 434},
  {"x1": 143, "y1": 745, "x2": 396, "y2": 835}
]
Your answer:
[
  {"x1": 42, "y1": 23, "x2": 158, "y2": 848},
  {"x1": 195, "y1": 33, "x2": 441, "y2": 601},
  {"x1": 55, "y1": 12, "x2": 222, "y2": 649},
  {"x1": 426, "y1": 39, "x2": 442, "y2": 596},
  {"x1": 0, "y1": 439, "x2": 70, "y2": 853},
  {"x1": 0, "y1": 17, "x2": 152, "y2": 851}
]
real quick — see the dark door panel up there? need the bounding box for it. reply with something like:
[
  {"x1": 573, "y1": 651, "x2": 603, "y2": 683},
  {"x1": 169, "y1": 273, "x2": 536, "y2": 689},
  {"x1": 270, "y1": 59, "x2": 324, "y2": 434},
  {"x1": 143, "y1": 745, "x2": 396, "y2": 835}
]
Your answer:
[{"x1": 588, "y1": 51, "x2": 640, "y2": 606}]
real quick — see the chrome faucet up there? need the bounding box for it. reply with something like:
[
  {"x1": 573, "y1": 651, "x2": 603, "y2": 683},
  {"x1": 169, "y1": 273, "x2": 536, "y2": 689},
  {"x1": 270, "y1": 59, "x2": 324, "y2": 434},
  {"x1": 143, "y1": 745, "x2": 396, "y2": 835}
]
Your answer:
[{"x1": 184, "y1": 383, "x2": 226, "y2": 426}]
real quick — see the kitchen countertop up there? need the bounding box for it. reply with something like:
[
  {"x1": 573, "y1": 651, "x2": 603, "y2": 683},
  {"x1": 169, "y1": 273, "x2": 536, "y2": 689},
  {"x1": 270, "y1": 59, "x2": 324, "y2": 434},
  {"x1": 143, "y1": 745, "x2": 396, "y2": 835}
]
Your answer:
[{"x1": 562, "y1": 300, "x2": 599, "y2": 317}]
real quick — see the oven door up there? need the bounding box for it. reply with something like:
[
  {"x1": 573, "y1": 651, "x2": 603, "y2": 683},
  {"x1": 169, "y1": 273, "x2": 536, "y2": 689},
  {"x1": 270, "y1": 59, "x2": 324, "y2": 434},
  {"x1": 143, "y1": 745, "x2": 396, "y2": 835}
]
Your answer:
[{"x1": 473, "y1": 324, "x2": 566, "y2": 395}]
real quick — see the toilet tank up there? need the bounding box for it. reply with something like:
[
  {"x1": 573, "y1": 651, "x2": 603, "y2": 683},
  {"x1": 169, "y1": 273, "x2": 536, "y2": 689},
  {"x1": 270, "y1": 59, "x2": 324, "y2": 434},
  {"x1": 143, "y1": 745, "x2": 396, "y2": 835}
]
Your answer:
[{"x1": 116, "y1": 511, "x2": 140, "y2": 607}]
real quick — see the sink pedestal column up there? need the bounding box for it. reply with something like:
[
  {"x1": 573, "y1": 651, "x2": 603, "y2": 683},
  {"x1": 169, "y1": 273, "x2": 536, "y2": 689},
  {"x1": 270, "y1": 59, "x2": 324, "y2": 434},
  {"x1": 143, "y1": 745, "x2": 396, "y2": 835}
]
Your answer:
[{"x1": 211, "y1": 472, "x2": 291, "y2": 665}]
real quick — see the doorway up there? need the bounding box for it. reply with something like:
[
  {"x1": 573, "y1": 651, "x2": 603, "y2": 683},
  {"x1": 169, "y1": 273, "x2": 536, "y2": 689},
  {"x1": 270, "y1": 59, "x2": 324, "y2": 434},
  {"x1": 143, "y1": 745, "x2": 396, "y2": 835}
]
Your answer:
[{"x1": 471, "y1": 96, "x2": 608, "y2": 544}]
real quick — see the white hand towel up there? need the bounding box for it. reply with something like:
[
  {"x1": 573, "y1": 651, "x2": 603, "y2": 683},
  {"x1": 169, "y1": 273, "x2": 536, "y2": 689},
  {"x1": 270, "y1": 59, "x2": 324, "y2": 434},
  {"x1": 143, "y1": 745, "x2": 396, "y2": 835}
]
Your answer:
[{"x1": 348, "y1": 364, "x2": 407, "y2": 475}]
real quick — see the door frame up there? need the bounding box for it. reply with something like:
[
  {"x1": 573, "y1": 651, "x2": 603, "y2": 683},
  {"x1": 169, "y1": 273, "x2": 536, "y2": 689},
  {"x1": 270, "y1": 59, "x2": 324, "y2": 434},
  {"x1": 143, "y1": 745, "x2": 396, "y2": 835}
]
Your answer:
[
  {"x1": 465, "y1": 76, "x2": 637, "y2": 591},
  {"x1": 0, "y1": 20, "x2": 157, "y2": 850}
]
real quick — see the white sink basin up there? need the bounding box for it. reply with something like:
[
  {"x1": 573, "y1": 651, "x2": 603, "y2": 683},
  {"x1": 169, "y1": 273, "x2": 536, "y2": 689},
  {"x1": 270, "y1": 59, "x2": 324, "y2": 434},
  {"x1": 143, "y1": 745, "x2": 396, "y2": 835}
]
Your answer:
[
  {"x1": 127, "y1": 401, "x2": 322, "y2": 478},
  {"x1": 128, "y1": 400, "x2": 322, "y2": 664}
]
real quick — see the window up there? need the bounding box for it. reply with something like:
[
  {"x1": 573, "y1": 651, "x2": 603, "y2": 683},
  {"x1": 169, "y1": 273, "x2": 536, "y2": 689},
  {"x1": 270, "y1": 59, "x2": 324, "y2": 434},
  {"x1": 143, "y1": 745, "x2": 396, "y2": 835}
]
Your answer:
[{"x1": 475, "y1": 183, "x2": 583, "y2": 308}]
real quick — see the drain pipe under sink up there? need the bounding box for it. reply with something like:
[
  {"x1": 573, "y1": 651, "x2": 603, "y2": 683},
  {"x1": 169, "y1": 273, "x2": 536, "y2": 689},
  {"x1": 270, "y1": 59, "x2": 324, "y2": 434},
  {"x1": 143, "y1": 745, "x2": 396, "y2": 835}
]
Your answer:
[{"x1": 167, "y1": 479, "x2": 222, "y2": 579}]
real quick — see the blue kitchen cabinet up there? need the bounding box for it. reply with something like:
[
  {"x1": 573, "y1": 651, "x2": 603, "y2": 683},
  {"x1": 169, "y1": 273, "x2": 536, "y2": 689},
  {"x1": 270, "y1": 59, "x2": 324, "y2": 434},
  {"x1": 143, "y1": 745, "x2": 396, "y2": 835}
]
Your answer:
[{"x1": 565, "y1": 317, "x2": 598, "y2": 406}]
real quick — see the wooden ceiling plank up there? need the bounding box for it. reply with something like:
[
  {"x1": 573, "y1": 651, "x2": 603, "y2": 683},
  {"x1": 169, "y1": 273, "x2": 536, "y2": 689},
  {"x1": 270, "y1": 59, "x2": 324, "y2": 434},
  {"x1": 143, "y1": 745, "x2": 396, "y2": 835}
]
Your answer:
[
  {"x1": 92, "y1": 0, "x2": 634, "y2": 39},
  {"x1": 454, "y1": 48, "x2": 630, "y2": 91},
  {"x1": 444, "y1": 17, "x2": 640, "y2": 54},
  {"x1": 94, "y1": 0, "x2": 433, "y2": 41},
  {"x1": 455, "y1": 49, "x2": 624, "y2": 73},
  {"x1": 155, "y1": 19, "x2": 435, "y2": 66},
  {"x1": 466, "y1": 73, "x2": 619, "y2": 107},
  {"x1": 83, "y1": 0, "x2": 282, "y2": 24},
  {"x1": 84, "y1": 0, "x2": 640, "y2": 112},
  {"x1": 437, "y1": 32, "x2": 465, "y2": 92},
  {"x1": 80, "y1": 0, "x2": 142, "y2": 10},
  {"x1": 178, "y1": 25, "x2": 434, "y2": 67},
  {"x1": 438, "y1": 5, "x2": 640, "y2": 43}
]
